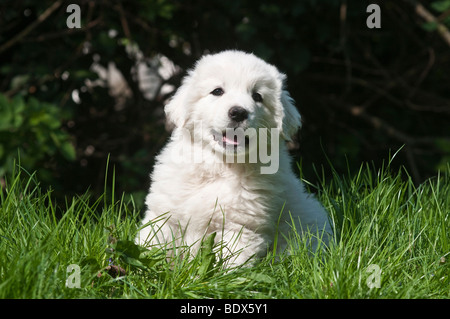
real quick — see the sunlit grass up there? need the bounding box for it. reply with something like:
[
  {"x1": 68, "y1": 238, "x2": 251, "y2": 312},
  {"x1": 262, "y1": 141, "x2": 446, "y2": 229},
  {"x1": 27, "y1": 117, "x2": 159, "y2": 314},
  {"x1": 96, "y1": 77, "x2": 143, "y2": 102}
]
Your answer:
[{"x1": 0, "y1": 160, "x2": 448, "y2": 299}]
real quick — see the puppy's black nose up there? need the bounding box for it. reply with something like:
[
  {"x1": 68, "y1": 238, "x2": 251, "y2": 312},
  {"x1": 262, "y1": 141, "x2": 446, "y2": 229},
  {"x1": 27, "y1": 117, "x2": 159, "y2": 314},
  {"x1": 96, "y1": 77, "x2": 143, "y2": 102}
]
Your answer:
[{"x1": 228, "y1": 106, "x2": 248, "y2": 122}]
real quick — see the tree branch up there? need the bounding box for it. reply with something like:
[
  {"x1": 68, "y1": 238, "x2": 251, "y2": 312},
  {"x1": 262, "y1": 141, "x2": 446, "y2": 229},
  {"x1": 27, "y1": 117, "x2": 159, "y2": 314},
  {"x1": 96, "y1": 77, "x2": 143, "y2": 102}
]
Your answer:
[
  {"x1": 0, "y1": 1, "x2": 63, "y2": 54},
  {"x1": 407, "y1": 0, "x2": 450, "y2": 47}
]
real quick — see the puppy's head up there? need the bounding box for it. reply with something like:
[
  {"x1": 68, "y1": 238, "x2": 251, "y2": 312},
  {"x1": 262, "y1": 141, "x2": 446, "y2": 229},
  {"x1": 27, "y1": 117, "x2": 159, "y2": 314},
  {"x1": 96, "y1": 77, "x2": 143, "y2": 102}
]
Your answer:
[{"x1": 165, "y1": 50, "x2": 301, "y2": 156}]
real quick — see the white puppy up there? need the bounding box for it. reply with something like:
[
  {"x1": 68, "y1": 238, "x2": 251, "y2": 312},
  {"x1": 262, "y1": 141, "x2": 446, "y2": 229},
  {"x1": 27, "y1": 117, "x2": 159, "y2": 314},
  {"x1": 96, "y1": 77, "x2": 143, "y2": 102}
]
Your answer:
[{"x1": 137, "y1": 50, "x2": 332, "y2": 266}]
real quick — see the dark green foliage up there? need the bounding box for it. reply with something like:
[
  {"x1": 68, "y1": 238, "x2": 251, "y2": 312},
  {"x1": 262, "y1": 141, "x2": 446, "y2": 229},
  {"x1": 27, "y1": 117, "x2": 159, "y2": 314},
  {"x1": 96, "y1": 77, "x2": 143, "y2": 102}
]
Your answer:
[{"x1": 0, "y1": 94, "x2": 75, "y2": 183}]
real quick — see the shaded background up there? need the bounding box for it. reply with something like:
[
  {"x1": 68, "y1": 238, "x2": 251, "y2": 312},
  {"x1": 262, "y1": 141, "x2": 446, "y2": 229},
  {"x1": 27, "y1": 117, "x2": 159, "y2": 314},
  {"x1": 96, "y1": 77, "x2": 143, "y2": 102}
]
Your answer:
[{"x1": 1, "y1": 0, "x2": 449, "y2": 209}]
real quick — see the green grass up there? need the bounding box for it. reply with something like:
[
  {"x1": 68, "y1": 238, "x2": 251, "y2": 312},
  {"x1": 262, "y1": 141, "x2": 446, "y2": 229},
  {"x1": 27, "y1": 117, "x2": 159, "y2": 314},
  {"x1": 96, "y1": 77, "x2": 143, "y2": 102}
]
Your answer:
[{"x1": 0, "y1": 160, "x2": 448, "y2": 299}]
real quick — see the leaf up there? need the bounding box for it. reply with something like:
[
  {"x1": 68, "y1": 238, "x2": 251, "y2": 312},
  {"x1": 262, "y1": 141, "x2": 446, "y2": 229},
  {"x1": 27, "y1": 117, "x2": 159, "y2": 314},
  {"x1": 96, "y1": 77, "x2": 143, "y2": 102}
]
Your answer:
[
  {"x1": 60, "y1": 142, "x2": 76, "y2": 161},
  {"x1": 0, "y1": 94, "x2": 26, "y2": 130},
  {"x1": 431, "y1": 0, "x2": 450, "y2": 12},
  {"x1": 231, "y1": 273, "x2": 275, "y2": 285},
  {"x1": 0, "y1": 109, "x2": 12, "y2": 130},
  {"x1": 115, "y1": 240, "x2": 143, "y2": 259},
  {"x1": 435, "y1": 138, "x2": 450, "y2": 152},
  {"x1": 114, "y1": 240, "x2": 165, "y2": 269},
  {"x1": 245, "y1": 272, "x2": 275, "y2": 284},
  {"x1": 422, "y1": 21, "x2": 439, "y2": 32},
  {"x1": 197, "y1": 233, "x2": 217, "y2": 278},
  {"x1": 11, "y1": 96, "x2": 25, "y2": 127},
  {"x1": 113, "y1": 240, "x2": 147, "y2": 269},
  {"x1": 138, "y1": 247, "x2": 166, "y2": 268}
]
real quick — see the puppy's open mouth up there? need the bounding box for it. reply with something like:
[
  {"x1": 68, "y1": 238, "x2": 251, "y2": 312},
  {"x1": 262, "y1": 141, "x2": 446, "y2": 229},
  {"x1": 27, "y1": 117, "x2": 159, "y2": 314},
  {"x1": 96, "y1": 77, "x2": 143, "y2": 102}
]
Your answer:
[{"x1": 213, "y1": 130, "x2": 249, "y2": 149}]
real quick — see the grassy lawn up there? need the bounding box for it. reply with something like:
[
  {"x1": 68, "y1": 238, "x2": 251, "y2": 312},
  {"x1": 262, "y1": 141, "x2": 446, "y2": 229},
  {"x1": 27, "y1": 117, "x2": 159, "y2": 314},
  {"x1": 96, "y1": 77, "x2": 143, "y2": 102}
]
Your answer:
[{"x1": 0, "y1": 160, "x2": 448, "y2": 299}]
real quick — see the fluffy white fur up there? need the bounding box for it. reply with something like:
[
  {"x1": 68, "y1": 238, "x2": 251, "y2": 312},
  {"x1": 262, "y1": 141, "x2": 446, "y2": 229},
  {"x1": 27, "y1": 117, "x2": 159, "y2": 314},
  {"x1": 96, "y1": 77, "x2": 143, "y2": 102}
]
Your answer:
[{"x1": 137, "y1": 50, "x2": 332, "y2": 266}]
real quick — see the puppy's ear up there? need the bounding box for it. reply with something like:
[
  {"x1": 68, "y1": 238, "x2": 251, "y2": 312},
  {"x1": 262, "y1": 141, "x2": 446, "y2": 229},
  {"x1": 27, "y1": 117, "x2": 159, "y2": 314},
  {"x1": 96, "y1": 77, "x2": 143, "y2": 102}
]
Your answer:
[
  {"x1": 278, "y1": 88, "x2": 302, "y2": 141},
  {"x1": 164, "y1": 75, "x2": 192, "y2": 128}
]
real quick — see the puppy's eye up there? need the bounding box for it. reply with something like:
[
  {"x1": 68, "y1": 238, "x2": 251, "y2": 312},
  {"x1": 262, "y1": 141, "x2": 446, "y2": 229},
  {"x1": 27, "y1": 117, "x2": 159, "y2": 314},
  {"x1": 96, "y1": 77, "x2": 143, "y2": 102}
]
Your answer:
[
  {"x1": 252, "y1": 92, "x2": 263, "y2": 102},
  {"x1": 211, "y1": 88, "x2": 224, "y2": 96}
]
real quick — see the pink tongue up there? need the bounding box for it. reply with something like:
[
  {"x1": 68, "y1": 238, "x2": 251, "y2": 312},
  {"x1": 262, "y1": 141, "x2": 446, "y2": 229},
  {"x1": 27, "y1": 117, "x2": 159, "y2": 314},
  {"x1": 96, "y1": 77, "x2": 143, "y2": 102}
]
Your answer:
[{"x1": 222, "y1": 135, "x2": 239, "y2": 145}]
